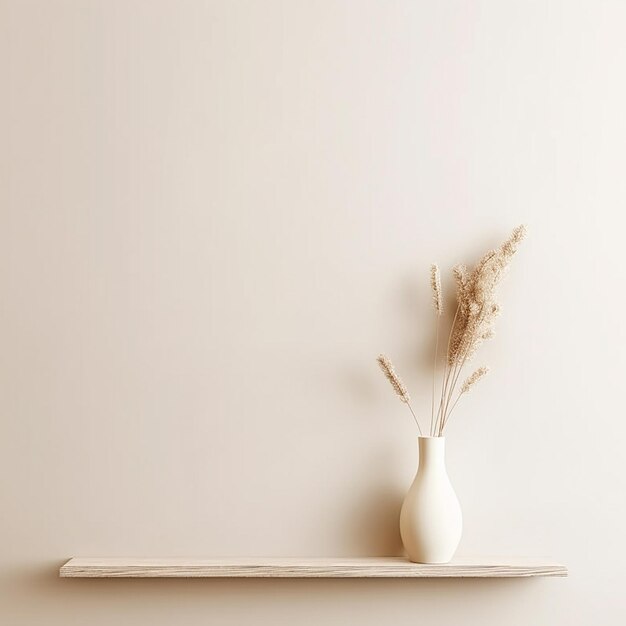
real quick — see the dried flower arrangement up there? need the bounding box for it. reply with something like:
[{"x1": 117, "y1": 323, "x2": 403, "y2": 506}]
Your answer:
[{"x1": 377, "y1": 225, "x2": 526, "y2": 436}]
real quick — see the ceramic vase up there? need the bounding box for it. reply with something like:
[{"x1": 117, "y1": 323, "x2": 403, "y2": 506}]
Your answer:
[{"x1": 400, "y1": 436, "x2": 462, "y2": 563}]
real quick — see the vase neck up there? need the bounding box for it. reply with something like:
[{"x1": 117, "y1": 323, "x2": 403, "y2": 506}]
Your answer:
[{"x1": 418, "y1": 437, "x2": 446, "y2": 470}]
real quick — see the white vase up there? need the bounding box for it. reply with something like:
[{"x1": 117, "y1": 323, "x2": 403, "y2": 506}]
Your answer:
[{"x1": 400, "y1": 436, "x2": 462, "y2": 563}]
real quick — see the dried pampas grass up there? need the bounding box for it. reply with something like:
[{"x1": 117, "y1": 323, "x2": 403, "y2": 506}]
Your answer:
[
  {"x1": 377, "y1": 225, "x2": 525, "y2": 437},
  {"x1": 449, "y1": 225, "x2": 526, "y2": 365},
  {"x1": 436, "y1": 225, "x2": 525, "y2": 434}
]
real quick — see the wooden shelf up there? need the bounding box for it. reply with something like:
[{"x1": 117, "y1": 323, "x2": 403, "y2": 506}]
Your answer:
[{"x1": 59, "y1": 557, "x2": 567, "y2": 578}]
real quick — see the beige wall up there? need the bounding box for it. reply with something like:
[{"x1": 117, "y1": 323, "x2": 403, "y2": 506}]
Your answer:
[{"x1": 1, "y1": 1, "x2": 625, "y2": 624}]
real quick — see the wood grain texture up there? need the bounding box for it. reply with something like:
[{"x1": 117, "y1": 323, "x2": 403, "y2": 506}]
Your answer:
[{"x1": 59, "y1": 557, "x2": 567, "y2": 578}]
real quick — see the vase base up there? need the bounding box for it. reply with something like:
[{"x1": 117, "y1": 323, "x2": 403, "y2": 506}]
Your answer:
[{"x1": 406, "y1": 557, "x2": 453, "y2": 565}]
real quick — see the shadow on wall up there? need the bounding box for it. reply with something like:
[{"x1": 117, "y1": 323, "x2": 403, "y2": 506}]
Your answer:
[
  {"x1": 337, "y1": 334, "x2": 414, "y2": 557},
  {"x1": 338, "y1": 463, "x2": 405, "y2": 557}
]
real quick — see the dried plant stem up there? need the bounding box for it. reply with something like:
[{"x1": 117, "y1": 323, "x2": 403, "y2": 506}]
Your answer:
[
  {"x1": 440, "y1": 344, "x2": 462, "y2": 432},
  {"x1": 442, "y1": 366, "x2": 489, "y2": 433},
  {"x1": 443, "y1": 393, "x2": 463, "y2": 426},
  {"x1": 430, "y1": 317, "x2": 440, "y2": 437},
  {"x1": 440, "y1": 332, "x2": 475, "y2": 433},
  {"x1": 407, "y1": 401, "x2": 423, "y2": 436},
  {"x1": 441, "y1": 393, "x2": 465, "y2": 433},
  {"x1": 434, "y1": 303, "x2": 460, "y2": 435},
  {"x1": 441, "y1": 332, "x2": 471, "y2": 427},
  {"x1": 441, "y1": 360, "x2": 467, "y2": 434},
  {"x1": 439, "y1": 305, "x2": 486, "y2": 434},
  {"x1": 435, "y1": 305, "x2": 459, "y2": 426},
  {"x1": 435, "y1": 363, "x2": 452, "y2": 436},
  {"x1": 429, "y1": 263, "x2": 444, "y2": 437},
  {"x1": 377, "y1": 354, "x2": 423, "y2": 435}
]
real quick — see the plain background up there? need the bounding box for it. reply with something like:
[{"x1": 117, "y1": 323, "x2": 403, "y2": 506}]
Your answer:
[{"x1": 1, "y1": 1, "x2": 625, "y2": 624}]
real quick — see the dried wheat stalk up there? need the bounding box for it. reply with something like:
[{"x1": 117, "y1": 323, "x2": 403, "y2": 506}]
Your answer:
[
  {"x1": 377, "y1": 355, "x2": 423, "y2": 434},
  {"x1": 430, "y1": 264, "x2": 443, "y2": 436},
  {"x1": 461, "y1": 366, "x2": 489, "y2": 394},
  {"x1": 430, "y1": 264, "x2": 443, "y2": 315}
]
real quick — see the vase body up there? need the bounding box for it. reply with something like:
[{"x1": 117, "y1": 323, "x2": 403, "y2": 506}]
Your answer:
[{"x1": 400, "y1": 436, "x2": 462, "y2": 563}]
